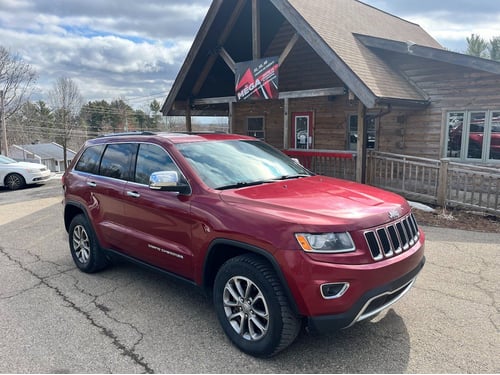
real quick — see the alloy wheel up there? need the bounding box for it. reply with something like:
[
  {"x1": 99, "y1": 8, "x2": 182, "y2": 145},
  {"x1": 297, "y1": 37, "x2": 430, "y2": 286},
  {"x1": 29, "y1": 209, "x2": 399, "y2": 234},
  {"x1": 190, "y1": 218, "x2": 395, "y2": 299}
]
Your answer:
[
  {"x1": 72, "y1": 224, "x2": 91, "y2": 264},
  {"x1": 5, "y1": 174, "x2": 24, "y2": 190},
  {"x1": 223, "y1": 276, "x2": 269, "y2": 341}
]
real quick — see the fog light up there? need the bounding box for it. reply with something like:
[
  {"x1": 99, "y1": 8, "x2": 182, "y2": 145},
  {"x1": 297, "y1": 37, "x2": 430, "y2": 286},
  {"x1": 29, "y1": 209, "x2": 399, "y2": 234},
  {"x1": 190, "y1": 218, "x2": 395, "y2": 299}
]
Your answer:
[{"x1": 321, "y1": 282, "x2": 349, "y2": 299}]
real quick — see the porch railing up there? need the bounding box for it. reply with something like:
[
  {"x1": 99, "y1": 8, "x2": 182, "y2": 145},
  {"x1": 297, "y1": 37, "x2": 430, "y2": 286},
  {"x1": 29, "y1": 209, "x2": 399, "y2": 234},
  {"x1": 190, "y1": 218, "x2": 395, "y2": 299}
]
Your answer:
[
  {"x1": 367, "y1": 151, "x2": 500, "y2": 215},
  {"x1": 284, "y1": 149, "x2": 356, "y2": 181},
  {"x1": 444, "y1": 160, "x2": 500, "y2": 215},
  {"x1": 367, "y1": 151, "x2": 441, "y2": 204},
  {"x1": 284, "y1": 149, "x2": 500, "y2": 216}
]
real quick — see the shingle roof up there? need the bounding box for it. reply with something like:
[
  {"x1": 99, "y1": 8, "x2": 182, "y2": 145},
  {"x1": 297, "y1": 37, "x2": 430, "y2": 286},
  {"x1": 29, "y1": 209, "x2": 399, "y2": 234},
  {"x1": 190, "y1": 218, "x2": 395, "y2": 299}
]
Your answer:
[
  {"x1": 162, "y1": 0, "x2": 457, "y2": 114},
  {"x1": 14, "y1": 143, "x2": 76, "y2": 161},
  {"x1": 284, "y1": 0, "x2": 442, "y2": 103}
]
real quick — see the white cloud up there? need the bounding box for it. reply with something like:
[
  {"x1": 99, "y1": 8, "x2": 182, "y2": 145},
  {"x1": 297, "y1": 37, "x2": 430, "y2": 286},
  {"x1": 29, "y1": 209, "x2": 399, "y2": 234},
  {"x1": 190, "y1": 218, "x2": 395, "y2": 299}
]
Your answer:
[
  {"x1": 0, "y1": 0, "x2": 209, "y2": 107},
  {"x1": 1, "y1": 0, "x2": 499, "y2": 108}
]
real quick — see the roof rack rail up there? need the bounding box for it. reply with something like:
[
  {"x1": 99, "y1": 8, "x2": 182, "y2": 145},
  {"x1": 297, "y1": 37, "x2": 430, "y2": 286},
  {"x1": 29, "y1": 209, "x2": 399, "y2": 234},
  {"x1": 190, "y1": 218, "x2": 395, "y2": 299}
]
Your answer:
[{"x1": 99, "y1": 131, "x2": 157, "y2": 138}]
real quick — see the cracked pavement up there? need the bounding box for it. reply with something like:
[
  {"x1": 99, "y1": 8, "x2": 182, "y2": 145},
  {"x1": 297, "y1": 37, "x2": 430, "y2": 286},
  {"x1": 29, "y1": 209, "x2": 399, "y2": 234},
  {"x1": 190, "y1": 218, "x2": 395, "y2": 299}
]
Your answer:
[{"x1": 0, "y1": 182, "x2": 499, "y2": 373}]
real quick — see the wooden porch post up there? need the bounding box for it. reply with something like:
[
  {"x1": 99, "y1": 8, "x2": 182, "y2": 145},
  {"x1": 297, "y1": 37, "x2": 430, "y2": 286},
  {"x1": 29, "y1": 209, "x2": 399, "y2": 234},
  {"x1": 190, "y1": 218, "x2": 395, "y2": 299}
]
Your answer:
[
  {"x1": 356, "y1": 101, "x2": 367, "y2": 183},
  {"x1": 283, "y1": 98, "x2": 290, "y2": 149},
  {"x1": 228, "y1": 101, "x2": 234, "y2": 133},
  {"x1": 437, "y1": 159, "x2": 449, "y2": 207},
  {"x1": 186, "y1": 102, "x2": 192, "y2": 132},
  {"x1": 252, "y1": 0, "x2": 261, "y2": 59}
]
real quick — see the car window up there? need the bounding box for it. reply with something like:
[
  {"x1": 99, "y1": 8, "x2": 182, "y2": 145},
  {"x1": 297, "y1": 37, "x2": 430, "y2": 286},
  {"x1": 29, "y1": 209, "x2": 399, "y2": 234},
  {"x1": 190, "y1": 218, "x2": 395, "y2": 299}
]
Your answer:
[
  {"x1": 176, "y1": 140, "x2": 311, "y2": 189},
  {"x1": 134, "y1": 143, "x2": 179, "y2": 185},
  {"x1": 99, "y1": 143, "x2": 137, "y2": 180},
  {"x1": 75, "y1": 145, "x2": 105, "y2": 174},
  {"x1": 0, "y1": 155, "x2": 17, "y2": 164}
]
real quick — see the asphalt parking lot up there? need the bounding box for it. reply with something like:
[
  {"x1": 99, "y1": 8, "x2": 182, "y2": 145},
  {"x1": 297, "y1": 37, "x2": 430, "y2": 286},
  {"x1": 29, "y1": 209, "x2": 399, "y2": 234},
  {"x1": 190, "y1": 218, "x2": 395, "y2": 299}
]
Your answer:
[{"x1": 0, "y1": 180, "x2": 499, "y2": 373}]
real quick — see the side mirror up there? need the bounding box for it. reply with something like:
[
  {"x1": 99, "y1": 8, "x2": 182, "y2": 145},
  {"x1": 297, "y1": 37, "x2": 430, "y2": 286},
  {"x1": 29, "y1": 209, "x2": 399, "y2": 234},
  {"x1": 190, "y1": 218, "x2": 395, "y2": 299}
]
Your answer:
[{"x1": 149, "y1": 171, "x2": 191, "y2": 195}]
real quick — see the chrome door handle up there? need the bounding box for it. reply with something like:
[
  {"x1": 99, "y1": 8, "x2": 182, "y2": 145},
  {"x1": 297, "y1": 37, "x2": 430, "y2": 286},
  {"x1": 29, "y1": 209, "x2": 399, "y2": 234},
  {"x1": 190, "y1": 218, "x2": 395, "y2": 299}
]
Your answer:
[
  {"x1": 126, "y1": 191, "x2": 141, "y2": 198},
  {"x1": 87, "y1": 181, "x2": 97, "y2": 187}
]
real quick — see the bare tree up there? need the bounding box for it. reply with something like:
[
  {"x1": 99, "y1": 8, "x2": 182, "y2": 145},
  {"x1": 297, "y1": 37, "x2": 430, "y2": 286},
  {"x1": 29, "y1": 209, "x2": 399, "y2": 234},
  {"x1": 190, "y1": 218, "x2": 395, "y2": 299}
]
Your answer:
[
  {"x1": 0, "y1": 46, "x2": 37, "y2": 154},
  {"x1": 49, "y1": 77, "x2": 83, "y2": 169}
]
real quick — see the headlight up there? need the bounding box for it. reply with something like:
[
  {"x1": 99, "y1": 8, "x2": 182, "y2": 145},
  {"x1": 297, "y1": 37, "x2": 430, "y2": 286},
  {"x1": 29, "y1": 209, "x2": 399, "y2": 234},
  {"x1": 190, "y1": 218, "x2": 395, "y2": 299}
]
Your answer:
[
  {"x1": 24, "y1": 168, "x2": 38, "y2": 173},
  {"x1": 295, "y1": 232, "x2": 356, "y2": 253}
]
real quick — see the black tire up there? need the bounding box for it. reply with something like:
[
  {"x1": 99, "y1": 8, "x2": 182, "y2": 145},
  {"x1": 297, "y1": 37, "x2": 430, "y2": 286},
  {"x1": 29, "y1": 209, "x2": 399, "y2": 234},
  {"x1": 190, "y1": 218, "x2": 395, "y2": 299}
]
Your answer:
[
  {"x1": 213, "y1": 254, "x2": 301, "y2": 357},
  {"x1": 5, "y1": 173, "x2": 25, "y2": 190},
  {"x1": 68, "y1": 214, "x2": 108, "y2": 273}
]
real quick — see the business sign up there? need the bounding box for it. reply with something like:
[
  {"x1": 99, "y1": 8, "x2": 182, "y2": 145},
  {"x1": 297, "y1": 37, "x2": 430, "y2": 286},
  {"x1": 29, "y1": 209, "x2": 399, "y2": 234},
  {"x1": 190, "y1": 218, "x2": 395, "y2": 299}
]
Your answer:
[{"x1": 235, "y1": 57, "x2": 279, "y2": 101}]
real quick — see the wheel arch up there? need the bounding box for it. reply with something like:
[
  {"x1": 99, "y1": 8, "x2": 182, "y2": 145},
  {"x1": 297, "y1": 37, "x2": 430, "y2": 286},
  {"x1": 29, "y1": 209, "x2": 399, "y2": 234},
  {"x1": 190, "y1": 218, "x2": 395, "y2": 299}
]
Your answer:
[
  {"x1": 202, "y1": 239, "x2": 300, "y2": 315},
  {"x1": 64, "y1": 201, "x2": 91, "y2": 232}
]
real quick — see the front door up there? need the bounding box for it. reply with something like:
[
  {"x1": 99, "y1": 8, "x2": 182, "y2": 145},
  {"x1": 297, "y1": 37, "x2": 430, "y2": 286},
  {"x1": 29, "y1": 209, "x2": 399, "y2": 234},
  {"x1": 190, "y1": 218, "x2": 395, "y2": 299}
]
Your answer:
[
  {"x1": 291, "y1": 112, "x2": 313, "y2": 149},
  {"x1": 122, "y1": 143, "x2": 195, "y2": 279}
]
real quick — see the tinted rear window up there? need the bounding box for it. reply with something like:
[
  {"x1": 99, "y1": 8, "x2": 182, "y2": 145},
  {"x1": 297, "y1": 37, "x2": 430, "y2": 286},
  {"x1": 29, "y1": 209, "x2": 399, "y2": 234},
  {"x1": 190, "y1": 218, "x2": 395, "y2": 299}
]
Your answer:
[
  {"x1": 99, "y1": 143, "x2": 137, "y2": 180},
  {"x1": 75, "y1": 145, "x2": 105, "y2": 174}
]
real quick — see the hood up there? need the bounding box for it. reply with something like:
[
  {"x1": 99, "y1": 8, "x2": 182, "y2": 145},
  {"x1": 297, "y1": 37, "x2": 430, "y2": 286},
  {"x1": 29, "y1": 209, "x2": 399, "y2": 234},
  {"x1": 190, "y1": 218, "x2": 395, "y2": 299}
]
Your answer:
[
  {"x1": 14, "y1": 161, "x2": 46, "y2": 170},
  {"x1": 219, "y1": 176, "x2": 410, "y2": 231}
]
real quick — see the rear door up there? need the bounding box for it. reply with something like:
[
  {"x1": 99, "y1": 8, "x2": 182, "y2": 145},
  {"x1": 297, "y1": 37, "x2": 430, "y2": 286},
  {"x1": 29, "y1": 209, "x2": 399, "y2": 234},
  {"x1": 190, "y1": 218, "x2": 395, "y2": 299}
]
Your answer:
[{"x1": 85, "y1": 143, "x2": 137, "y2": 251}]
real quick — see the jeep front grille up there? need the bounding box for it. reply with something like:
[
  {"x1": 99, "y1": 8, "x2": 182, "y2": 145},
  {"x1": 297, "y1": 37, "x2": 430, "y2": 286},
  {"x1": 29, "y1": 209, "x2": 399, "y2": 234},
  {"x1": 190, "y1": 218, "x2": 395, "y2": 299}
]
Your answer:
[{"x1": 364, "y1": 213, "x2": 420, "y2": 261}]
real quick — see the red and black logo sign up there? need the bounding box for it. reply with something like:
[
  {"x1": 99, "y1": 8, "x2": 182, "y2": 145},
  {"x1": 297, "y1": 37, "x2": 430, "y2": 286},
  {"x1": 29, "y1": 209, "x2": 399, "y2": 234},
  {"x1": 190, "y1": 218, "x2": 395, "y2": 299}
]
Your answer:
[{"x1": 235, "y1": 57, "x2": 279, "y2": 101}]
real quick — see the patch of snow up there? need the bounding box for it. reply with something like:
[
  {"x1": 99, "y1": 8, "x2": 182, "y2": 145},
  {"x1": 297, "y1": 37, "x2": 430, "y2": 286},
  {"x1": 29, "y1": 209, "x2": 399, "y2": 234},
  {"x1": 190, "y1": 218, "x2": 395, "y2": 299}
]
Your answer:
[{"x1": 409, "y1": 201, "x2": 435, "y2": 213}]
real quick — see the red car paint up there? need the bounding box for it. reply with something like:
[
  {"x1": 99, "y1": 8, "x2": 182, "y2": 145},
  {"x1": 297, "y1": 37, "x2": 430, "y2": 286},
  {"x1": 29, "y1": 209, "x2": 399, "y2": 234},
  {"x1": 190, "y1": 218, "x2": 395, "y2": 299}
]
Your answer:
[{"x1": 63, "y1": 132, "x2": 424, "y2": 341}]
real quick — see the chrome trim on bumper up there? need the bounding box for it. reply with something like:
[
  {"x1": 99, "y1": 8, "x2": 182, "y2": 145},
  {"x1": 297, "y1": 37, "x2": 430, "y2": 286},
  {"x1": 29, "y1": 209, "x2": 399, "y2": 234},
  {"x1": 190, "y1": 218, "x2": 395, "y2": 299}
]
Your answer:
[
  {"x1": 320, "y1": 282, "x2": 350, "y2": 300},
  {"x1": 346, "y1": 277, "x2": 416, "y2": 328}
]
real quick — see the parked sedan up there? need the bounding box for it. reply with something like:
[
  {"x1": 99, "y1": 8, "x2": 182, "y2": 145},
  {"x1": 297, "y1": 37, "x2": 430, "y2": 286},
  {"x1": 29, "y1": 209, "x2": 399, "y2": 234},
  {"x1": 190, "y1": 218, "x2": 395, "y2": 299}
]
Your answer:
[{"x1": 0, "y1": 155, "x2": 51, "y2": 190}]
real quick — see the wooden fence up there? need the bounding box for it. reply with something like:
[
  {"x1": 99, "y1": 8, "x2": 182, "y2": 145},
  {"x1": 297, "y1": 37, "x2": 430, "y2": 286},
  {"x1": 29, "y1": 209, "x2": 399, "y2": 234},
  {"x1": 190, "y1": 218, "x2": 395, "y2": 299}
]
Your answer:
[
  {"x1": 284, "y1": 149, "x2": 500, "y2": 216},
  {"x1": 284, "y1": 149, "x2": 357, "y2": 181},
  {"x1": 367, "y1": 151, "x2": 500, "y2": 215}
]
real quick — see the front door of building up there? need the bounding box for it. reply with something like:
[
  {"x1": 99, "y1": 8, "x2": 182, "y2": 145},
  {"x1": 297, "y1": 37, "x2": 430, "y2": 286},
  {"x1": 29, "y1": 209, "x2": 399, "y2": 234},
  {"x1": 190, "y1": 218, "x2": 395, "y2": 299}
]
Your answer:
[{"x1": 291, "y1": 112, "x2": 313, "y2": 149}]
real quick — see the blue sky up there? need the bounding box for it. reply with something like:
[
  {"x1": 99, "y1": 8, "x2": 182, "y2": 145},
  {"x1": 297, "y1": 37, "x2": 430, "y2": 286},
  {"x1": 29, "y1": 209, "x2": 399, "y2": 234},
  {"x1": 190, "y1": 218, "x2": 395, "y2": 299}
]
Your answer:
[{"x1": 0, "y1": 0, "x2": 498, "y2": 110}]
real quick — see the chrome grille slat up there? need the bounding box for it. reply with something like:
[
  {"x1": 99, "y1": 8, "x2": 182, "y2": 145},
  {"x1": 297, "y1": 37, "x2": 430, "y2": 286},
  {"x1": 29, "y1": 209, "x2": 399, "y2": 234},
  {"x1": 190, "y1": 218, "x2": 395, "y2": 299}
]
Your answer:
[{"x1": 364, "y1": 213, "x2": 420, "y2": 261}]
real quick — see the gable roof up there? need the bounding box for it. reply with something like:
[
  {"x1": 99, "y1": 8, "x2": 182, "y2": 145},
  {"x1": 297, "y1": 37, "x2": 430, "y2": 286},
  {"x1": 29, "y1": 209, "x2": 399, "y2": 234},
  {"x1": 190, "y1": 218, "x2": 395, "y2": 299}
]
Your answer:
[
  {"x1": 356, "y1": 34, "x2": 500, "y2": 75},
  {"x1": 274, "y1": 0, "x2": 442, "y2": 106},
  {"x1": 162, "y1": 0, "x2": 493, "y2": 114}
]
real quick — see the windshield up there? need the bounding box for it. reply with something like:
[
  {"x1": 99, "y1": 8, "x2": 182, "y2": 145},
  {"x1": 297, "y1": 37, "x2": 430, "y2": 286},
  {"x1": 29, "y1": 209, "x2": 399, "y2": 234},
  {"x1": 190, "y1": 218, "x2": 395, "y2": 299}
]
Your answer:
[
  {"x1": 176, "y1": 140, "x2": 312, "y2": 189},
  {"x1": 0, "y1": 155, "x2": 17, "y2": 164}
]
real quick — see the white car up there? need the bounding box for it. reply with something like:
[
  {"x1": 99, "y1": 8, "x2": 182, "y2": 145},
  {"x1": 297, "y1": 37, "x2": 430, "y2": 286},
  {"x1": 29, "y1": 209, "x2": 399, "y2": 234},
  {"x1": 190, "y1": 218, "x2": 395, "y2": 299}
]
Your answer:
[{"x1": 0, "y1": 155, "x2": 52, "y2": 190}]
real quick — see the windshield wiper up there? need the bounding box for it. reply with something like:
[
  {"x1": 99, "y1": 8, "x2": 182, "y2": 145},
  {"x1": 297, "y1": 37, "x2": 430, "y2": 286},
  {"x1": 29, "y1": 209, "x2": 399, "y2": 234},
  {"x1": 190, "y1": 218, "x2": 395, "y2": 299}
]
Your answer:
[
  {"x1": 272, "y1": 174, "x2": 311, "y2": 181},
  {"x1": 216, "y1": 174, "x2": 311, "y2": 190},
  {"x1": 216, "y1": 180, "x2": 273, "y2": 190}
]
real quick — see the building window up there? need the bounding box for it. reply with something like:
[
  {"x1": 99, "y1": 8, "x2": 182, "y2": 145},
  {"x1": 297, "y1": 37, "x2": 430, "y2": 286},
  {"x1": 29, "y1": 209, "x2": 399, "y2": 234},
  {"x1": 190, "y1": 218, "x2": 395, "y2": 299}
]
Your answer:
[
  {"x1": 446, "y1": 110, "x2": 500, "y2": 162},
  {"x1": 348, "y1": 115, "x2": 377, "y2": 151},
  {"x1": 247, "y1": 117, "x2": 265, "y2": 139}
]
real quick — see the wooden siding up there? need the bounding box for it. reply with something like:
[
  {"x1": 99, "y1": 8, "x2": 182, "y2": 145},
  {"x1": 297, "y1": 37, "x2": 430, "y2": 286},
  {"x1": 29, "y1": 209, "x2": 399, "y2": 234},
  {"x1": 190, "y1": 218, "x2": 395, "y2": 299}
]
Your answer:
[
  {"x1": 289, "y1": 96, "x2": 348, "y2": 150},
  {"x1": 232, "y1": 100, "x2": 284, "y2": 148},
  {"x1": 379, "y1": 53, "x2": 500, "y2": 160},
  {"x1": 265, "y1": 21, "x2": 344, "y2": 92},
  {"x1": 232, "y1": 40, "x2": 500, "y2": 161},
  {"x1": 232, "y1": 95, "x2": 359, "y2": 150}
]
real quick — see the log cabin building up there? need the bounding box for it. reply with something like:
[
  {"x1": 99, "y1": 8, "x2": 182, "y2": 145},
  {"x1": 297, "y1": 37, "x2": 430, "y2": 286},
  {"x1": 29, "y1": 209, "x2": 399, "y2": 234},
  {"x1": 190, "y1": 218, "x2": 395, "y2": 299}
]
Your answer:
[{"x1": 161, "y1": 0, "x2": 500, "y2": 183}]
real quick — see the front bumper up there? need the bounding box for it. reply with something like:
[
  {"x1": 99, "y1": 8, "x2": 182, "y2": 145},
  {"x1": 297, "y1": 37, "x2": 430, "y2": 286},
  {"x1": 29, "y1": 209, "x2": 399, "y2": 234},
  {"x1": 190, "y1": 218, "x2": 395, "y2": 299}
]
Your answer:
[
  {"x1": 28, "y1": 171, "x2": 51, "y2": 184},
  {"x1": 307, "y1": 256, "x2": 425, "y2": 333}
]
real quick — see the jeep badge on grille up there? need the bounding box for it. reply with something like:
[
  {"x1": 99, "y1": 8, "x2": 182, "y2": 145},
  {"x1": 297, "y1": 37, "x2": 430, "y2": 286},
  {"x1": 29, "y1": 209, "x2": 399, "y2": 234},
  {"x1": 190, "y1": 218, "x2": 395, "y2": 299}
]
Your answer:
[{"x1": 388, "y1": 210, "x2": 401, "y2": 220}]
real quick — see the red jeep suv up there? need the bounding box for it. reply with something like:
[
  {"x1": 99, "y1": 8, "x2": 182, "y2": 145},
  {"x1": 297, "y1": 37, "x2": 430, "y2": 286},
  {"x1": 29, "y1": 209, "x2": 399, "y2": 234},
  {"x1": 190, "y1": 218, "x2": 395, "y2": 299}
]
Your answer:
[{"x1": 62, "y1": 132, "x2": 425, "y2": 357}]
